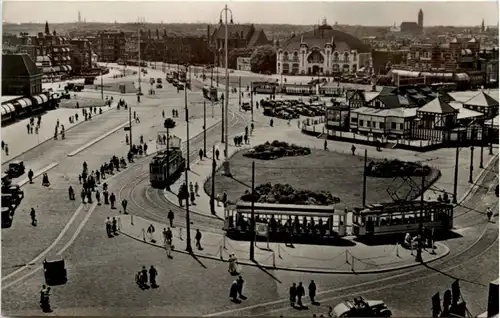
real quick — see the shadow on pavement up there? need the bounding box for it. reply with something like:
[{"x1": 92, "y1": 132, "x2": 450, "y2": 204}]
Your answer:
[{"x1": 251, "y1": 260, "x2": 282, "y2": 284}]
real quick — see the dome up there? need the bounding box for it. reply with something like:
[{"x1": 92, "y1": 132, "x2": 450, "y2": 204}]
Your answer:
[{"x1": 280, "y1": 25, "x2": 370, "y2": 53}]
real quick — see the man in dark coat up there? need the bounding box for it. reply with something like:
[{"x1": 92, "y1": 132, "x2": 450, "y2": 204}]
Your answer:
[
  {"x1": 215, "y1": 148, "x2": 220, "y2": 160},
  {"x1": 110, "y1": 193, "x2": 116, "y2": 209},
  {"x1": 229, "y1": 280, "x2": 239, "y2": 302},
  {"x1": 195, "y1": 229, "x2": 202, "y2": 250},
  {"x1": 68, "y1": 186, "x2": 75, "y2": 200},
  {"x1": 199, "y1": 149, "x2": 204, "y2": 161},
  {"x1": 289, "y1": 283, "x2": 297, "y2": 307},
  {"x1": 168, "y1": 210, "x2": 174, "y2": 227},
  {"x1": 141, "y1": 266, "x2": 148, "y2": 288},
  {"x1": 149, "y1": 266, "x2": 158, "y2": 288},
  {"x1": 122, "y1": 199, "x2": 128, "y2": 214},
  {"x1": 308, "y1": 280, "x2": 317, "y2": 304},
  {"x1": 296, "y1": 282, "x2": 305, "y2": 308},
  {"x1": 351, "y1": 144, "x2": 356, "y2": 156},
  {"x1": 28, "y1": 169, "x2": 34, "y2": 184}
]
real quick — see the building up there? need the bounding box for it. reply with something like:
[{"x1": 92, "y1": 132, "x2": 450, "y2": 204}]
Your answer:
[
  {"x1": 399, "y1": 9, "x2": 424, "y2": 34},
  {"x1": 97, "y1": 30, "x2": 126, "y2": 62},
  {"x1": 2, "y1": 53, "x2": 50, "y2": 124},
  {"x1": 236, "y1": 57, "x2": 251, "y2": 71},
  {"x1": 210, "y1": 23, "x2": 270, "y2": 66},
  {"x1": 70, "y1": 38, "x2": 93, "y2": 74},
  {"x1": 276, "y1": 19, "x2": 371, "y2": 76}
]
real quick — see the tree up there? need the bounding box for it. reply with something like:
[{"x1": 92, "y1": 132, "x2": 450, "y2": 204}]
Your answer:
[
  {"x1": 250, "y1": 45, "x2": 277, "y2": 74},
  {"x1": 228, "y1": 47, "x2": 255, "y2": 69},
  {"x1": 164, "y1": 118, "x2": 176, "y2": 136}
]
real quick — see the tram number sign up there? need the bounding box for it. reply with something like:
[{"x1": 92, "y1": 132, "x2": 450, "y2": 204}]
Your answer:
[{"x1": 256, "y1": 223, "x2": 269, "y2": 237}]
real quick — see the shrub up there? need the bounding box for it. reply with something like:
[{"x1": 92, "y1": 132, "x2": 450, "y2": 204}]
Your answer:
[{"x1": 243, "y1": 141, "x2": 311, "y2": 160}]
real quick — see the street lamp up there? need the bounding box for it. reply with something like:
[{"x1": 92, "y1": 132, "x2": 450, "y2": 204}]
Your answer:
[{"x1": 220, "y1": 4, "x2": 233, "y2": 159}]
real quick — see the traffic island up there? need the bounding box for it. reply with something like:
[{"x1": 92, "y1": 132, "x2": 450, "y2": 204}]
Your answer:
[{"x1": 117, "y1": 214, "x2": 450, "y2": 274}]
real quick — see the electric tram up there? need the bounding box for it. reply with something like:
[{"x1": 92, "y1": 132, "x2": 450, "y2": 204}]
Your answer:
[
  {"x1": 149, "y1": 148, "x2": 185, "y2": 188},
  {"x1": 202, "y1": 85, "x2": 218, "y2": 102},
  {"x1": 352, "y1": 200, "x2": 454, "y2": 237}
]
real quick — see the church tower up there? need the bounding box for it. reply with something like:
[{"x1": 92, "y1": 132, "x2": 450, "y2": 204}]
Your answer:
[
  {"x1": 418, "y1": 9, "x2": 424, "y2": 30},
  {"x1": 481, "y1": 19, "x2": 485, "y2": 32},
  {"x1": 45, "y1": 21, "x2": 50, "y2": 35}
]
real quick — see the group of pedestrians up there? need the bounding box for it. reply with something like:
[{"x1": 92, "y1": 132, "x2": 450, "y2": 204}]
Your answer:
[
  {"x1": 105, "y1": 216, "x2": 119, "y2": 237},
  {"x1": 289, "y1": 280, "x2": 317, "y2": 309},
  {"x1": 177, "y1": 181, "x2": 200, "y2": 207},
  {"x1": 136, "y1": 265, "x2": 159, "y2": 290}
]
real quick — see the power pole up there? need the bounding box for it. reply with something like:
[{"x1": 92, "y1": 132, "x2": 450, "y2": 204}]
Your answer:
[
  {"x1": 184, "y1": 168, "x2": 192, "y2": 253},
  {"x1": 185, "y1": 76, "x2": 190, "y2": 171},
  {"x1": 100, "y1": 71, "x2": 104, "y2": 99},
  {"x1": 453, "y1": 147, "x2": 459, "y2": 203},
  {"x1": 362, "y1": 149, "x2": 367, "y2": 207},
  {"x1": 250, "y1": 160, "x2": 255, "y2": 261},
  {"x1": 211, "y1": 145, "x2": 216, "y2": 215},
  {"x1": 250, "y1": 81, "x2": 254, "y2": 122},
  {"x1": 480, "y1": 122, "x2": 485, "y2": 168},
  {"x1": 128, "y1": 106, "x2": 132, "y2": 151},
  {"x1": 238, "y1": 76, "x2": 242, "y2": 107},
  {"x1": 469, "y1": 146, "x2": 474, "y2": 183},
  {"x1": 166, "y1": 126, "x2": 170, "y2": 190},
  {"x1": 415, "y1": 173, "x2": 425, "y2": 263},
  {"x1": 224, "y1": 7, "x2": 229, "y2": 159},
  {"x1": 203, "y1": 101, "x2": 207, "y2": 157}
]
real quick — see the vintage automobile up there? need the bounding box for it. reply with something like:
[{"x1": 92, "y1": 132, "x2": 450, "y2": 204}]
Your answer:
[
  {"x1": 6, "y1": 161, "x2": 25, "y2": 178},
  {"x1": 241, "y1": 102, "x2": 251, "y2": 111},
  {"x1": 157, "y1": 78, "x2": 162, "y2": 84},
  {"x1": 178, "y1": 84, "x2": 185, "y2": 91},
  {"x1": 156, "y1": 84, "x2": 163, "y2": 89},
  {"x1": 2, "y1": 206, "x2": 13, "y2": 227},
  {"x1": 43, "y1": 255, "x2": 68, "y2": 286},
  {"x1": 331, "y1": 297, "x2": 392, "y2": 317}
]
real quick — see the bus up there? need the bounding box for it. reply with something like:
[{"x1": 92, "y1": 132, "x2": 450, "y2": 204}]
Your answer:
[
  {"x1": 352, "y1": 200, "x2": 454, "y2": 237},
  {"x1": 223, "y1": 201, "x2": 349, "y2": 241}
]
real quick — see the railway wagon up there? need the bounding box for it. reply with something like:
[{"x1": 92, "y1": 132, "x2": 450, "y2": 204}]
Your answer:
[{"x1": 149, "y1": 149, "x2": 185, "y2": 188}]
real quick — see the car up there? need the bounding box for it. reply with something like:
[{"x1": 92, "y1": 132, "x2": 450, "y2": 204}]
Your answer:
[
  {"x1": 178, "y1": 84, "x2": 185, "y2": 90},
  {"x1": 6, "y1": 161, "x2": 25, "y2": 178},
  {"x1": 241, "y1": 102, "x2": 251, "y2": 111},
  {"x1": 156, "y1": 84, "x2": 163, "y2": 89},
  {"x1": 43, "y1": 255, "x2": 68, "y2": 286},
  {"x1": 157, "y1": 78, "x2": 162, "y2": 83},
  {"x1": 331, "y1": 297, "x2": 392, "y2": 317}
]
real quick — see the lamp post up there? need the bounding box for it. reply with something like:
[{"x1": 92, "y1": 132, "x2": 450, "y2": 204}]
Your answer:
[
  {"x1": 185, "y1": 65, "x2": 190, "y2": 171},
  {"x1": 220, "y1": 4, "x2": 233, "y2": 159},
  {"x1": 137, "y1": 24, "x2": 142, "y2": 97}
]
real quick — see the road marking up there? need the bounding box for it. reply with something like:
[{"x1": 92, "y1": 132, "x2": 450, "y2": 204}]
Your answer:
[
  {"x1": 17, "y1": 162, "x2": 59, "y2": 187},
  {"x1": 203, "y1": 218, "x2": 496, "y2": 317},
  {"x1": 1, "y1": 203, "x2": 84, "y2": 283},
  {"x1": 67, "y1": 121, "x2": 131, "y2": 157}
]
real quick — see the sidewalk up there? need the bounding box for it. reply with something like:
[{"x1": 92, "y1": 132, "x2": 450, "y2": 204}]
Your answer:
[
  {"x1": 1, "y1": 101, "x2": 117, "y2": 165},
  {"x1": 117, "y1": 214, "x2": 449, "y2": 274}
]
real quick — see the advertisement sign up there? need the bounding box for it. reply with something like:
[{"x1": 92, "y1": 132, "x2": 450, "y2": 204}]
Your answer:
[{"x1": 255, "y1": 222, "x2": 269, "y2": 237}]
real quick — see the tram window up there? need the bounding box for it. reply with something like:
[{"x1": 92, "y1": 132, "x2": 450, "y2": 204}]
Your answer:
[
  {"x1": 391, "y1": 213, "x2": 403, "y2": 225},
  {"x1": 360, "y1": 215, "x2": 366, "y2": 225}
]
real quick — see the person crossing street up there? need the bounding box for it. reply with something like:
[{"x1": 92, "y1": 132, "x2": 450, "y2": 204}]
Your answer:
[
  {"x1": 110, "y1": 193, "x2": 116, "y2": 209},
  {"x1": 121, "y1": 199, "x2": 128, "y2": 214},
  {"x1": 30, "y1": 208, "x2": 37, "y2": 226},
  {"x1": 28, "y1": 169, "x2": 34, "y2": 184},
  {"x1": 167, "y1": 210, "x2": 174, "y2": 227},
  {"x1": 195, "y1": 229, "x2": 202, "y2": 250}
]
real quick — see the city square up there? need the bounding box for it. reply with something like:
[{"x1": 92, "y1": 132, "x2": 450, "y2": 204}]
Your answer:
[{"x1": 1, "y1": 1, "x2": 499, "y2": 317}]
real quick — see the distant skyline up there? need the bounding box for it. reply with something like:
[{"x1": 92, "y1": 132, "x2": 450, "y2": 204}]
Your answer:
[{"x1": 2, "y1": 1, "x2": 499, "y2": 27}]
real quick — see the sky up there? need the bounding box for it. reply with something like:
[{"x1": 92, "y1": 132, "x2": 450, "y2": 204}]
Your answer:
[{"x1": 2, "y1": 1, "x2": 499, "y2": 26}]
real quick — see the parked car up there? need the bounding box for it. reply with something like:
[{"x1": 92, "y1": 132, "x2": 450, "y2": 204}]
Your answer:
[
  {"x1": 43, "y1": 255, "x2": 68, "y2": 286},
  {"x1": 5, "y1": 161, "x2": 25, "y2": 178},
  {"x1": 156, "y1": 84, "x2": 163, "y2": 89},
  {"x1": 241, "y1": 102, "x2": 251, "y2": 111},
  {"x1": 331, "y1": 297, "x2": 392, "y2": 317}
]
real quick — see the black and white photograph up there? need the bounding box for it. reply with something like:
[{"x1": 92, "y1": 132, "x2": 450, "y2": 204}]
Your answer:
[{"x1": 1, "y1": 0, "x2": 499, "y2": 316}]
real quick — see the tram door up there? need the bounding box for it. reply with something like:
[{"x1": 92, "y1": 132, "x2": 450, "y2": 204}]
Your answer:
[{"x1": 365, "y1": 216, "x2": 375, "y2": 234}]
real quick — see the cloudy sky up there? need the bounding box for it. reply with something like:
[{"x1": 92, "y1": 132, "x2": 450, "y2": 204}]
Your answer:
[{"x1": 2, "y1": 1, "x2": 499, "y2": 26}]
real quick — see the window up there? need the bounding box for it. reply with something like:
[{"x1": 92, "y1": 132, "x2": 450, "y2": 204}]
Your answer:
[
  {"x1": 379, "y1": 122, "x2": 384, "y2": 129},
  {"x1": 367, "y1": 120, "x2": 371, "y2": 127},
  {"x1": 399, "y1": 123, "x2": 403, "y2": 130},
  {"x1": 351, "y1": 117, "x2": 357, "y2": 123},
  {"x1": 359, "y1": 120, "x2": 364, "y2": 127},
  {"x1": 391, "y1": 122, "x2": 397, "y2": 129}
]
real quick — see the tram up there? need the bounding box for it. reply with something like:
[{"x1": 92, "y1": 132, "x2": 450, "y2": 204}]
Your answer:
[
  {"x1": 352, "y1": 201, "x2": 454, "y2": 237},
  {"x1": 149, "y1": 149, "x2": 185, "y2": 188},
  {"x1": 223, "y1": 202, "x2": 348, "y2": 241},
  {"x1": 202, "y1": 86, "x2": 218, "y2": 102}
]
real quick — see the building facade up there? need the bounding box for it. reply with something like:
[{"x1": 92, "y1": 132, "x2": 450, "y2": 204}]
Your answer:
[
  {"x1": 236, "y1": 57, "x2": 251, "y2": 71},
  {"x1": 276, "y1": 20, "x2": 371, "y2": 76},
  {"x1": 98, "y1": 30, "x2": 126, "y2": 62}
]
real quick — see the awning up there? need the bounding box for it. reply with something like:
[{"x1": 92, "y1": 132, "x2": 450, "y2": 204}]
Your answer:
[
  {"x1": 455, "y1": 73, "x2": 470, "y2": 81},
  {"x1": 1, "y1": 103, "x2": 16, "y2": 115},
  {"x1": 42, "y1": 67, "x2": 53, "y2": 73},
  {"x1": 33, "y1": 94, "x2": 49, "y2": 104},
  {"x1": 67, "y1": 65, "x2": 72, "y2": 71},
  {"x1": 53, "y1": 66, "x2": 61, "y2": 72},
  {"x1": 61, "y1": 66, "x2": 67, "y2": 71},
  {"x1": 15, "y1": 98, "x2": 32, "y2": 108}
]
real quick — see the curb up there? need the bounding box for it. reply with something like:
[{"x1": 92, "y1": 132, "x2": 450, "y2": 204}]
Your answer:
[
  {"x1": 67, "y1": 121, "x2": 131, "y2": 157},
  {"x1": 456, "y1": 153, "x2": 499, "y2": 206},
  {"x1": 2, "y1": 102, "x2": 118, "y2": 166},
  {"x1": 118, "y1": 225, "x2": 450, "y2": 275},
  {"x1": 17, "y1": 162, "x2": 59, "y2": 187}
]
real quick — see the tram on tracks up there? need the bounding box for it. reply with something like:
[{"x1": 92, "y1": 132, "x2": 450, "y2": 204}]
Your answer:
[
  {"x1": 202, "y1": 85, "x2": 218, "y2": 102},
  {"x1": 223, "y1": 202, "x2": 348, "y2": 241},
  {"x1": 149, "y1": 148, "x2": 185, "y2": 188},
  {"x1": 352, "y1": 200, "x2": 454, "y2": 237}
]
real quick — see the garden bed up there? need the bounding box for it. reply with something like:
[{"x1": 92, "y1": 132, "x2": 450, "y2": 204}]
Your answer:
[
  {"x1": 243, "y1": 140, "x2": 311, "y2": 160},
  {"x1": 204, "y1": 149, "x2": 441, "y2": 208}
]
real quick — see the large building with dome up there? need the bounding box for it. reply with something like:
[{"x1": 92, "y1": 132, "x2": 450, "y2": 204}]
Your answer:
[{"x1": 276, "y1": 19, "x2": 372, "y2": 76}]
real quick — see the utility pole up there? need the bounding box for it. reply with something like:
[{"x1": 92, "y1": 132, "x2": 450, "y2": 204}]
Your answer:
[
  {"x1": 166, "y1": 126, "x2": 170, "y2": 190},
  {"x1": 238, "y1": 76, "x2": 242, "y2": 107},
  {"x1": 185, "y1": 73, "x2": 190, "y2": 171},
  {"x1": 211, "y1": 145, "x2": 216, "y2": 215},
  {"x1": 203, "y1": 101, "x2": 207, "y2": 157},
  {"x1": 480, "y1": 121, "x2": 485, "y2": 169},
  {"x1": 100, "y1": 71, "x2": 104, "y2": 99},
  {"x1": 250, "y1": 81, "x2": 254, "y2": 122},
  {"x1": 137, "y1": 25, "x2": 142, "y2": 97},
  {"x1": 128, "y1": 106, "x2": 132, "y2": 151},
  {"x1": 453, "y1": 147, "x2": 459, "y2": 203},
  {"x1": 250, "y1": 160, "x2": 255, "y2": 261},
  {"x1": 362, "y1": 149, "x2": 367, "y2": 207},
  {"x1": 223, "y1": 5, "x2": 230, "y2": 159},
  {"x1": 415, "y1": 173, "x2": 425, "y2": 263},
  {"x1": 469, "y1": 146, "x2": 474, "y2": 183},
  {"x1": 184, "y1": 165, "x2": 192, "y2": 253}
]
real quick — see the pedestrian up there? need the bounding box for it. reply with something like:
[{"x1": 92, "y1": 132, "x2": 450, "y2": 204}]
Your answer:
[
  {"x1": 195, "y1": 229, "x2": 202, "y2": 250},
  {"x1": 199, "y1": 149, "x2": 204, "y2": 161},
  {"x1": 30, "y1": 208, "x2": 37, "y2": 226},
  {"x1": 5, "y1": 144, "x2": 9, "y2": 156},
  {"x1": 189, "y1": 182, "x2": 194, "y2": 194},
  {"x1": 86, "y1": 189, "x2": 93, "y2": 203},
  {"x1": 216, "y1": 193, "x2": 221, "y2": 206},
  {"x1": 103, "y1": 190, "x2": 109, "y2": 205},
  {"x1": 147, "y1": 224, "x2": 156, "y2": 242},
  {"x1": 68, "y1": 186, "x2": 74, "y2": 200},
  {"x1": 105, "y1": 217, "x2": 112, "y2": 237},
  {"x1": 194, "y1": 182, "x2": 199, "y2": 196},
  {"x1": 308, "y1": 280, "x2": 317, "y2": 304},
  {"x1": 222, "y1": 191, "x2": 228, "y2": 207},
  {"x1": 250, "y1": 122, "x2": 254, "y2": 134},
  {"x1": 96, "y1": 190, "x2": 101, "y2": 205},
  {"x1": 122, "y1": 199, "x2": 128, "y2": 214},
  {"x1": 1, "y1": 140, "x2": 4, "y2": 150},
  {"x1": 324, "y1": 140, "x2": 328, "y2": 151},
  {"x1": 244, "y1": 134, "x2": 248, "y2": 145},
  {"x1": 270, "y1": 118, "x2": 274, "y2": 127},
  {"x1": 149, "y1": 266, "x2": 158, "y2": 288},
  {"x1": 112, "y1": 217, "x2": 118, "y2": 235},
  {"x1": 190, "y1": 190, "x2": 195, "y2": 205},
  {"x1": 167, "y1": 210, "x2": 174, "y2": 227},
  {"x1": 110, "y1": 193, "x2": 116, "y2": 209},
  {"x1": 26, "y1": 123, "x2": 30, "y2": 134},
  {"x1": 141, "y1": 266, "x2": 148, "y2": 288},
  {"x1": 351, "y1": 144, "x2": 356, "y2": 156},
  {"x1": 230, "y1": 279, "x2": 239, "y2": 302},
  {"x1": 162, "y1": 110, "x2": 165, "y2": 118},
  {"x1": 144, "y1": 143, "x2": 148, "y2": 155},
  {"x1": 237, "y1": 276, "x2": 245, "y2": 298},
  {"x1": 487, "y1": 207, "x2": 493, "y2": 222},
  {"x1": 215, "y1": 148, "x2": 220, "y2": 160},
  {"x1": 28, "y1": 169, "x2": 34, "y2": 184},
  {"x1": 81, "y1": 188, "x2": 86, "y2": 203},
  {"x1": 296, "y1": 282, "x2": 305, "y2": 308},
  {"x1": 78, "y1": 174, "x2": 82, "y2": 184},
  {"x1": 289, "y1": 283, "x2": 297, "y2": 307}
]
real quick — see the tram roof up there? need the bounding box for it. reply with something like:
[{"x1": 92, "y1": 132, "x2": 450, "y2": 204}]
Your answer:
[
  {"x1": 355, "y1": 200, "x2": 452, "y2": 215},
  {"x1": 233, "y1": 201, "x2": 345, "y2": 215}
]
